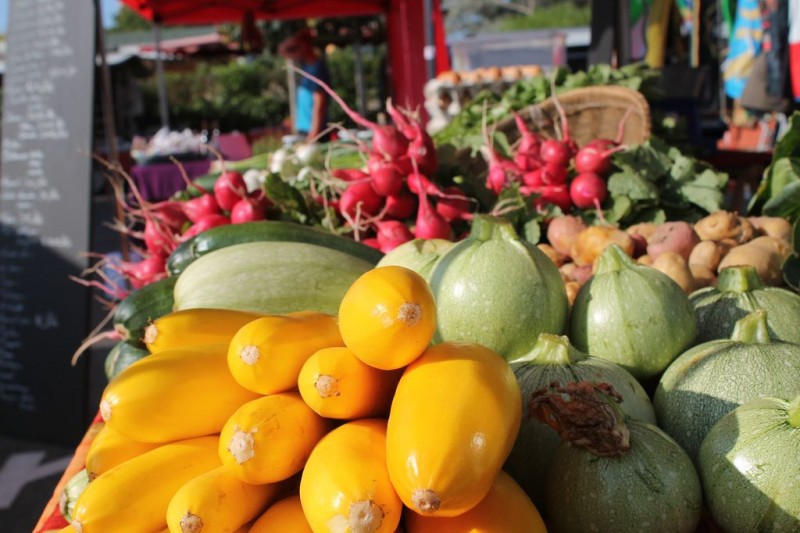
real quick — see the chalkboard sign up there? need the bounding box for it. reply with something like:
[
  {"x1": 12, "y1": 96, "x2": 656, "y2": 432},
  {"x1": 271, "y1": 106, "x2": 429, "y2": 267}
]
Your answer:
[{"x1": 0, "y1": 0, "x2": 96, "y2": 445}]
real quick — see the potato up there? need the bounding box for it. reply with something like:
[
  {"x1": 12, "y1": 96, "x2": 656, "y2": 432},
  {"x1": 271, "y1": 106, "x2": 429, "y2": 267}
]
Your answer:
[
  {"x1": 537, "y1": 243, "x2": 565, "y2": 267},
  {"x1": 748, "y1": 216, "x2": 792, "y2": 242},
  {"x1": 688, "y1": 240, "x2": 723, "y2": 271},
  {"x1": 565, "y1": 281, "x2": 581, "y2": 306},
  {"x1": 689, "y1": 263, "x2": 716, "y2": 288},
  {"x1": 717, "y1": 236, "x2": 792, "y2": 286},
  {"x1": 646, "y1": 221, "x2": 700, "y2": 261},
  {"x1": 637, "y1": 254, "x2": 654, "y2": 266},
  {"x1": 626, "y1": 222, "x2": 658, "y2": 240},
  {"x1": 652, "y1": 252, "x2": 696, "y2": 293},
  {"x1": 694, "y1": 211, "x2": 754, "y2": 243},
  {"x1": 547, "y1": 216, "x2": 587, "y2": 259},
  {"x1": 570, "y1": 225, "x2": 634, "y2": 266}
]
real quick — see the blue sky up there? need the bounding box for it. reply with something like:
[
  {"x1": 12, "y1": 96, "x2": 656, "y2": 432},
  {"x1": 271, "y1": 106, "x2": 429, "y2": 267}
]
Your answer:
[{"x1": 0, "y1": 0, "x2": 122, "y2": 32}]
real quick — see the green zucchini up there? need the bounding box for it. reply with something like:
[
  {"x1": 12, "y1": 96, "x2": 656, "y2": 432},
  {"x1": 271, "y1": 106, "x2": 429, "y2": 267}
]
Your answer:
[
  {"x1": 166, "y1": 221, "x2": 383, "y2": 276},
  {"x1": 59, "y1": 468, "x2": 89, "y2": 523},
  {"x1": 173, "y1": 241, "x2": 373, "y2": 316},
  {"x1": 104, "y1": 341, "x2": 149, "y2": 380},
  {"x1": 113, "y1": 277, "x2": 177, "y2": 347}
]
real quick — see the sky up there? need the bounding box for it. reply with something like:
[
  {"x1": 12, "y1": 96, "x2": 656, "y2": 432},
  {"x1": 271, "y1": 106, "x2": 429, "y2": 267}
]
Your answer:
[{"x1": 0, "y1": 0, "x2": 122, "y2": 32}]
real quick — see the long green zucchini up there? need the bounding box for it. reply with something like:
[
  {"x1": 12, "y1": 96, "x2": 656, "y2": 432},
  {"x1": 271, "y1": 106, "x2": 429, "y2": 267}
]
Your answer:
[
  {"x1": 105, "y1": 341, "x2": 150, "y2": 380},
  {"x1": 166, "y1": 221, "x2": 383, "y2": 276},
  {"x1": 113, "y1": 277, "x2": 177, "y2": 347},
  {"x1": 173, "y1": 241, "x2": 373, "y2": 316}
]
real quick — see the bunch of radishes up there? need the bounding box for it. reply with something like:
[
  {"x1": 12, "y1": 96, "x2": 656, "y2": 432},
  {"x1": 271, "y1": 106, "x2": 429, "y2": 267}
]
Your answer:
[
  {"x1": 482, "y1": 95, "x2": 627, "y2": 215},
  {"x1": 79, "y1": 161, "x2": 272, "y2": 300},
  {"x1": 294, "y1": 67, "x2": 474, "y2": 254}
]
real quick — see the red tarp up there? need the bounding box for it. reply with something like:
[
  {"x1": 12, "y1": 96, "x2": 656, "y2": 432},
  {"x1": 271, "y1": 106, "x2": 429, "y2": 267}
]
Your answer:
[{"x1": 121, "y1": 0, "x2": 450, "y2": 110}]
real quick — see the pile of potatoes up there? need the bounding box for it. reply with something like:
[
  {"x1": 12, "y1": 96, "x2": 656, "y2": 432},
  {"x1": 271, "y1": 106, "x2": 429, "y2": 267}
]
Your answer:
[{"x1": 540, "y1": 211, "x2": 793, "y2": 302}]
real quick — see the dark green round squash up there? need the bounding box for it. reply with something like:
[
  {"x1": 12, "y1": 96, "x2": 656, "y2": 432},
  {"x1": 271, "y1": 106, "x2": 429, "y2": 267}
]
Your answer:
[
  {"x1": 104, "y1": 340, "x2": 149, "y2": 380},
  {"x1": 690, "y1": 265, "x2": 800, "y2": 344},
  {"x1": 699, "y1": 395, "x2": 800, "y2": 531},
  {"x1": 505, "y1": 334, "x2": 656, "y2": 509},
  {"x1": 654, "y1": 309, "x2": 800, "y2": 462}
]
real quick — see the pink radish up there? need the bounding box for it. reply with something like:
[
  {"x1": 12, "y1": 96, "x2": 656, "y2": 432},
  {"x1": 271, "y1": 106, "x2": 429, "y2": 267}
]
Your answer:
[
  {"x1": 180, "y1": 214, "x2": 230, "y2": 241},
  {"x1": 230, "y1": 195, "x2": 267, "y2": 224},
  {"x1": 182, "y1": 193, "x2": 221, "y2": 223},
  {"x1": 436, "y1": 186, "x2": 472, "y2": 222},
  {"x1": 569, "y1": 172, "x2": 608, "y2": 209},
  {"x1": 539, "y1": 139, "x2": 572, "y2": 168},
  {"x1": 121, "y1": 255, "x2": 167, "y2": 289},
  {"x1": 362, "y1": 237, "x2": 381, "y2": 250},
  {"x1": 384, "y1": 190, "x2": 417, "y2": 219},
  {"x1": 407, "y1": 172, "x2": 443, "y2": 196},
  {"x1": 332, "y1": 168, "x2": 369, "y2": 182},
  {"x1": 143, "y1": 217, "x2": 177, "y2": 258},
  {"x1": 513, "y1": 113, "x2": 542, "y2": 171},
  {"x1": 290, "y1": 64, "x2": 409, "y2": 159},
  {"x1": 375, "y1": 220, "x2": 414, "y2": 252},
  {"x1": 523, "y1": 168, "x2": 544, "y2": 187},
  {"x1": 339, "y1": 181, "x2": 384, "y2": 219},
  {"x1": 574, "y1": 144, "x2": 625, "y2": 175},
  {"x1": 521, "y1": 184, "x2": 573, "y2": 212},
  {"x1": 386, "y1": 98, "x2": 417, "y2": 140},
  {"x1": 214, "y1": 170, "x2": 247, "y2": 211},
  {"x1": 415, "y1": 190, "x2": 451, "y2": 239},
  {"x1": 407, "y1": 121, "x2": 438, "y2": 176},
  {"x1": 368, "y1": 156, "x2": 404, "y2": 196},
  {"x1": 540, "y1": 163, "x2": 568, "y2": 185}
]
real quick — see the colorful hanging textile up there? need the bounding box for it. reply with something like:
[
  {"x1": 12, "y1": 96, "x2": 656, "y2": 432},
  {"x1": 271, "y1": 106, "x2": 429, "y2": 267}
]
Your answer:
[
  {"x1": 789, "y1": 0, "x2": 800, "y2": 100},
  {"x1": 723, "y1": 0, "x2": 764, "y2": 99}
]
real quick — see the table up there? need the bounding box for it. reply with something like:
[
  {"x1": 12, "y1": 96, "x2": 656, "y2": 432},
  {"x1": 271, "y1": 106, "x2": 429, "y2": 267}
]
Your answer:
[{"x1": 130, "y1": 159, "x2": 212, "y2": 203}]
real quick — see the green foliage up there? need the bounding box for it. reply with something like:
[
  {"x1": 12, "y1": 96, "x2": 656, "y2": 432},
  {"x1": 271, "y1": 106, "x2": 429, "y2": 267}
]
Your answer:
[
  {"x1": 325, "y1": 45, "x2": 387, "y2": 126},
  {"x1": 499, "y1": 3, "x2": 592, "y2": 30},
  {"x1": 109, "y1": 6, "x2": 151, "y2": 33},
  {"x1": 749, "y1": 113, "x2": 800, "y2": 222}
]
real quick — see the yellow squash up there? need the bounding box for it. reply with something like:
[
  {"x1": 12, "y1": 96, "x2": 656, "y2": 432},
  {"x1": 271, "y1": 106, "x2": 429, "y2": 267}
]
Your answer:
[
  {"x1": 219, "y1": 392, "x2": 330, "y2": 484},
  {"x1": 100, "y1": 343, "x2": 259, "y2": 443},
  {"x1": 298, "y1": 346, "x2": 402, "y2": 419},
  {"x1": 166, "y1": 466, "x2": 280, "y2": 533},
  {"x1": 404, "y1": 471, "x2": 547, "y2": 532},
  {"x1": 227, "y1": 311, "x2": 343, "y2": 395},
  {"x1": 71, "y1": 436, "x2": 220, "y2": 533},
  {"x1": 85, "y1": 423, "x2": 160, "y2": 480},
  {"x1": 144, "y1": 308, "x2": 262, "y2": 353},
  {"x1": 386, "y1": 342, "x2": 521, "y2": 517},
  {"x1": 250, "y1": 495, "x2": 313, "y2": 533},
  {"x1": 300, "y1": 418, "x2": 402, "y2": 533},
  {"x1": 338, "y1": 266, "x2": 436, "y2": 370}
]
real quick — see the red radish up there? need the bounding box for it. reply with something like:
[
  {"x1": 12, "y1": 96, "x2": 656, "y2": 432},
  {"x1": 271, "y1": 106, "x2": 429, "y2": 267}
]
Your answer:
[
  {"x1": 362, "y1": 237, "x2": 381, "y2": 250},
  {"x1": 180, "y1": 214, "x2": 230, "y2": 241},
  {"x1": 415, "y1": 190, "x2": 451, "y2": 239},
  {"x1": 147, "y1": 201, "x2": 188, "y2": 230},
  {"x1": 290, "y1": 64, "x2": 409, "y2": 159},
  {"x1": 407, "y1": 172, "x2": 443, "y2": 196},
  {"x1": 539, "y1": 139, "x2": 572, "y2": 168},
  {"x1": 574, "y1": 144, "x2": 625, "y2": 175},
  {"x1": 143, "y1": 217, "x2": 177, "y2": 258},
  {"x1": 339, "y1": 181, "x2": 384, "y2": 219},
  {"x1": 386, "y1": 98, "x2": 417, "y2": 140},
  {"x1": 230, "y1": 195, "x2": 267, "y2": 224},
  {"x1": 522, "y1": 184, "x2": 573, "y2": 212},
  {"x1": 332, "y1": 168, "x2": 369, "y2": 182},
  {"x1": 540, "y1": 163, "x2": 568, "y2": 185},
  {"x1": 384, "y1": 190, "x2": 417, "y2": 219},
  {"x1": 523, "y1": 168, "x2": 544, "y2": 187},
  {"x1": 393, "y1": 154, "x2": 414, "y2": 176},
  {"x1": 569, "y1": 172, "x2": 608, "y2": 209},
  {"x1": 585, "y1": 138, "x2": 618, "y2": 151},
  {"x1": 407, "y1": 121, "x2": 438, "y2": 176},
  {"x1": 485, "y1": 162, "x2": 508, "y2": 195},
  {"x1": 436, "y1": 186, "x2": 472, "y2": 222},
  {"x1": 121, "y1": 254, "x2": 167, "y2": 289},
  {"x1": 213, "y1": 170, "x2": 247, "y2": 211},
  {"x1": 181, "y1": 193, "x2": 221, "y2": 223},
  {"x1": 514, "y1": 112, "x2": 541, "y2": 155},
  {"x1": 368, "y1": 156, "x2": 404, "y2": 196},
  {"x1": 375, "y1": 220, "x2": 414, "y2": 252}
]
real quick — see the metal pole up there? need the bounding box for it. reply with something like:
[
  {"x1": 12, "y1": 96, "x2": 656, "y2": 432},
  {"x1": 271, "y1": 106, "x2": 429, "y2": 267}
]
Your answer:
[
  {"x1": 153, "y1": 22, "x2": 170, "y2": 129},
  {"x1": 94, "y1": 0, "x2": 130, "y2": 263},
  {"x1": 616, "y1": 0, "x2": 632, "y2": 66},
  {"x1": 423, "y1": 0, "x2": 436, "y2": 80},
  {"x1": 286, "y1": 59, "x2": 297, "y2": 134}
]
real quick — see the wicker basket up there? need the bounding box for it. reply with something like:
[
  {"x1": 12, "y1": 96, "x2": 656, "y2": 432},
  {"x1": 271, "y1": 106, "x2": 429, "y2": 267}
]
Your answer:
[{"x1": 498, "y1": 85, "x2": 651, "y2": 147}]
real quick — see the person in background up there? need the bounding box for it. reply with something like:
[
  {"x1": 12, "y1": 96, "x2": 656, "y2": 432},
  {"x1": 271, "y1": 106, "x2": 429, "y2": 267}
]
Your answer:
[{"x1": 279, "y1": 29, "x2": 330, "y2": 142}]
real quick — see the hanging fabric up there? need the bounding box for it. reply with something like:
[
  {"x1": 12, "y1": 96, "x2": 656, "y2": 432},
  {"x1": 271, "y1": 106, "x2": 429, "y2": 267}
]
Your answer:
[
  {"x1": 723, "y1": 0, "x2": 764, "y2": 100},
  {"x1": 789, "y1": 0, "x2": 800, "y2": 101}
]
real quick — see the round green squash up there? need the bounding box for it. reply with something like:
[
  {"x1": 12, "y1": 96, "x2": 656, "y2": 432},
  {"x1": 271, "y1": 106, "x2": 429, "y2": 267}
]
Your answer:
[
  {"x1": 375, "y1": 238, "x2": 453, "y2": 282},
  {"x1": 569, "y1": 243, "x2": 697, "y2": 380},
  {"x1": 59, "y1": 468, "x2": 89, "y2": 524},
  {"x1": 654, "y1": 309, "x2": 800, "y2": 462},
  {"x1": 104, "y1": 341, "x2": 149, "y2": 381},
  {"x1": 690, "y1": 265, "x2": 800, "y2": 344},
  {"x1": 429, "y1": 215, "x2": 568, "y2": 361},
  {"x1": 505, "y1": 334, "x2": 656, "y2": 510},
  {"x1": 699, "y1": 395, "x2": 800, "y2": 532},
  {"x1": 534, "y1": 382, "x2": 702, "y2": 532}
]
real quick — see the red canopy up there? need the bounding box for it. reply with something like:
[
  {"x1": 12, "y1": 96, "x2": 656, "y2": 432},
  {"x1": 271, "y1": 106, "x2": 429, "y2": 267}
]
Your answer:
[{"x1": 120, "y1": 0, "x2": 450, "y2": 110}]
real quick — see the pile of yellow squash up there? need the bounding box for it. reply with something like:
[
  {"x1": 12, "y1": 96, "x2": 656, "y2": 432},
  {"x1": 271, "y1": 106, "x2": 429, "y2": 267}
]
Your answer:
[{"x1": 63, "y1": 266, "x2": 547, "y2": 533}]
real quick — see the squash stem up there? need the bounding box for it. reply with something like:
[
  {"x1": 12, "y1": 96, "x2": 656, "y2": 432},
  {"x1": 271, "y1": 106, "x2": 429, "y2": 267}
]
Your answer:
[
  {"x1": 509, "y1": 333, "x2": 588, "y2": 366},
  {"x1": 787, "y1": 395, "x2": 800, "y2": 429},
  {"x1": 717, "y1": 266, "x2": 765, "y2": 293},
  {"x1": 595, "y1": 243, "x2": 634, "y2": 275},
  {"x1": 730, "y1": 309, "x2": 771, "y2": 344},
  {"x1": 470, "y1": 214, "x2": 518, "y2": 243}
]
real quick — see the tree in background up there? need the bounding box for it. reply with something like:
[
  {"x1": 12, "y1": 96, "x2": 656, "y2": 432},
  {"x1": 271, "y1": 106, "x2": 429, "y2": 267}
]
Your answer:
[
  {"x1": 109, "y1": 6, "x2": 152, "y2": 33},
  {"x1": 444, "y1": 0, "x2": 591, "y2": 35}
]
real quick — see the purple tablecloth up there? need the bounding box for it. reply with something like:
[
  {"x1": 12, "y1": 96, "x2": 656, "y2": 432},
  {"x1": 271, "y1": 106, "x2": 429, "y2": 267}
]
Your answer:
[{"x1": 130, "y1": 159, "x2": 212, "y2": 203}]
